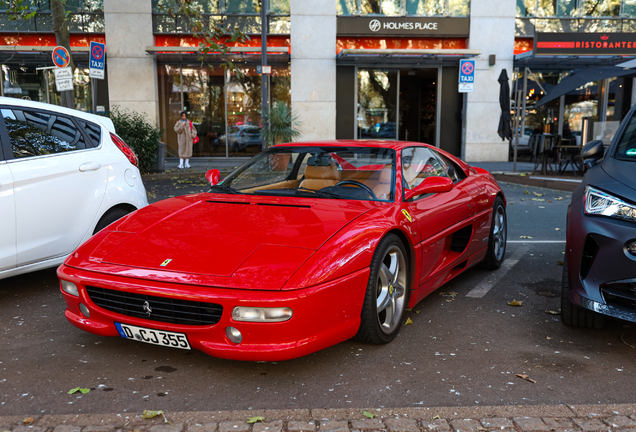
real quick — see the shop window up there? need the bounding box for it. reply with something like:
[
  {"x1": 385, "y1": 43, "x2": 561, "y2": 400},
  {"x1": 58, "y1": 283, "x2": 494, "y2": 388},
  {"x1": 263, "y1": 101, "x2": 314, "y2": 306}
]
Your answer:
[
  {"x1": 357, "y1": 69, "x2": 398, "y2": 140},
  {"x1": 360, "y1": 0, "x2": 401, "y2": 15},
  {"x1": 2, "y1": 108, "x2": 88, "y2": 159},
  {"x1": 625, "y1": 0, "x2": 636, "y2": 16},
  {"x1": 337, "y1": 0, "x2": 357, "y2": 15}
]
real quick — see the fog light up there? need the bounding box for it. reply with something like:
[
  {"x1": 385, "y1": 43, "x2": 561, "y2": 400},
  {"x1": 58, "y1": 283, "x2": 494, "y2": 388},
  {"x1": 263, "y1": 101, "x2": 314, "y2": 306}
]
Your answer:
[
  {"x1": 61, "y1": 280, "x2": 79, "y2": 296},
  {"x1": 627, "y1": 240, "x2": 636, "y2": 256},
  {"x1": 226, "y1": 326, "x2": 242, "y2": 344},
  {"x1": 79, "y1": 303, "x2": 90, "y2": 318},
  {"x1": 232, "y1": 306, "x2": 293, "y2": 322}
]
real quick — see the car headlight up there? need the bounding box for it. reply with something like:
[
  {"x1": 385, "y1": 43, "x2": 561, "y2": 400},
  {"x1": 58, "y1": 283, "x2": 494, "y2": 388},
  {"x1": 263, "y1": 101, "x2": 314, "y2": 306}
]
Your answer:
[
  {"x1": 232, "y1": 306, "x2": 293, "y2": 322},
  {"x1": 584, "y1": 186, "x2": 636, "y2": 223}
]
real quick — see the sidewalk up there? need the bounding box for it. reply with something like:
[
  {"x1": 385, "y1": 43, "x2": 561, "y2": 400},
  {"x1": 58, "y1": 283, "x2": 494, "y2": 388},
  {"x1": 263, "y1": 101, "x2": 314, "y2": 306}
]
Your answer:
[{"x1": 2, "y1": 404, "x2": 636, "y2": 432}]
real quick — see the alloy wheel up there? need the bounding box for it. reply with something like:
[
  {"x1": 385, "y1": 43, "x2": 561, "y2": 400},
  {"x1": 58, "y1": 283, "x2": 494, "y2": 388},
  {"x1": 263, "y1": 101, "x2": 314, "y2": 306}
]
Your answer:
[
  {"x1": 376, "y1": 245, "x2": 408, "y2": 334},
  {"x1": 493, "y1": 204, "x2": 507, "y2": 261}
]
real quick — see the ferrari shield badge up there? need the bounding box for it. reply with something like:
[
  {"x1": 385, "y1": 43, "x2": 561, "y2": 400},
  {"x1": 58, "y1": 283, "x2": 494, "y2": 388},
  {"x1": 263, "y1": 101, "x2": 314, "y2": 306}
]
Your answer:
[
  {"x1": 160, "y1": 259, "x2": 172, "y2": 267},
  {"x1": 401, "y1": 209, "x2": 413, "y2": 223}
]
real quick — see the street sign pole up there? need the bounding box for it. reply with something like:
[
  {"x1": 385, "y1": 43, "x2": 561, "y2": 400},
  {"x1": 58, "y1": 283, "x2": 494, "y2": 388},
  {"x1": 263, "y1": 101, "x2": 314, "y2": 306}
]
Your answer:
[
  {"x1": 261, "y1": 0, "x2": 268, "y2": 149},
  {"x1": 92, "y1": 78, "x2": 97, "y2": 114}
]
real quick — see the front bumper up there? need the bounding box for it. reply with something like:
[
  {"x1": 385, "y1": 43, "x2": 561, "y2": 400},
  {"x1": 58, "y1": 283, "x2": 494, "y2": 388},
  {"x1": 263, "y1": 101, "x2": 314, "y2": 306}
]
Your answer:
[
  {"x1": 567, "y1": 203, "x2": 636, "y2": 323},
  {"x1": 57, "y1": 264, "x2": 369, "y2": 361}
]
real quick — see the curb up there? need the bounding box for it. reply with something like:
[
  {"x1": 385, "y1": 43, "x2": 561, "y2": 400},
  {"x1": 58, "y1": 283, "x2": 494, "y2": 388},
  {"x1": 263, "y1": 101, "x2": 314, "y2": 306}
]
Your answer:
[
  {"x1": 3, "y1": 404, "x2": 636, "y2": 431},
  {"x1": 493, "y1": 174, "x2": 581, "y2": 192}
]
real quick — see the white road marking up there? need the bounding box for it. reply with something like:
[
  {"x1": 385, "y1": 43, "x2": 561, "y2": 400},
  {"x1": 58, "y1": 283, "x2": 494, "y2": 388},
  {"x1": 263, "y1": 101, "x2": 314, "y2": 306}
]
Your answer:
[
  {"x1": 466, "y1": 246, "x2": 530, "y2": 298},
  {"x1": 508, "y1": 240, "x2": 566, "y2": 244}
]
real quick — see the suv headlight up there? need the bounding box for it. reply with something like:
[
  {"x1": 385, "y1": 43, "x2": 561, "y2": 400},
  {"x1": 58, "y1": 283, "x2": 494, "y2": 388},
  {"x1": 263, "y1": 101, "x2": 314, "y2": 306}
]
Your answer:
[{"x1": 584, "y1": 186, "x2": 636, "y2": 223}]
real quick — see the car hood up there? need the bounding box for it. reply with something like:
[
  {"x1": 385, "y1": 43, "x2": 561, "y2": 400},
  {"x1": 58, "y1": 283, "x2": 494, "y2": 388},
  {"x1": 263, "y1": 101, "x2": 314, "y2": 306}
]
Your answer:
[
  {"x1": 80, "y1": 194, "x2": 374, "y2": 289},
  {"x1": 602, "y1": 157, "x2": 636, "y2": 195}
]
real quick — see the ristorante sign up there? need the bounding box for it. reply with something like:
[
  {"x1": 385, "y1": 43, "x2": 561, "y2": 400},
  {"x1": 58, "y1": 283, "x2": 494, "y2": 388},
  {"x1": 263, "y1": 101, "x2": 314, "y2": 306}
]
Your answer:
[
  {"x1": 535, "y1": 32, "x2": 636, "y2": 55},
  {"x1": 337, "y1": 17, "x2": 470, "y2": 37}
]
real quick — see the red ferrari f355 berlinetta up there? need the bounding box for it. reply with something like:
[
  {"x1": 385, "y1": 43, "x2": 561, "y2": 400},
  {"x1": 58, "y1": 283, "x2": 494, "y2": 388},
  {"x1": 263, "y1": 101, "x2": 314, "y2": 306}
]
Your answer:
[{"x1": 58, "y1": 140, "x2": 507, "y2": 361}]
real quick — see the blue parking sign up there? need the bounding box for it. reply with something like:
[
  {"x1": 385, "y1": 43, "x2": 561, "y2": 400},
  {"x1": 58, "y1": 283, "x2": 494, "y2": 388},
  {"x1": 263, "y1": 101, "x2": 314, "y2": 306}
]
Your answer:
[
  {"x1": 89, "y1": 41, "x2": 106, "y2": 79},
  {"x1": 459, "y1": 59, "x2": 475, "y2": 83}
]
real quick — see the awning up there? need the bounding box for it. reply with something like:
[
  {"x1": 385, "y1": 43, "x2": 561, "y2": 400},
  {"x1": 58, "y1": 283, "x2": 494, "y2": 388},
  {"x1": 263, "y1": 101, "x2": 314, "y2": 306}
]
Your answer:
[
  {"x1": 145, "y1": 45, "x2": 290, "y2": 65},
  {"x1": 514, "y1": 50, "x2": 636, "y2": 69},
  {"x1": 0, "y1": 45, "x2": 90, "y2": 52},
  {"x1": 337, "y1": 48, "x2": 480, "y2": 66},
  {"x1": 534, "y1": 66, "x2": 636, "y2": 108}
]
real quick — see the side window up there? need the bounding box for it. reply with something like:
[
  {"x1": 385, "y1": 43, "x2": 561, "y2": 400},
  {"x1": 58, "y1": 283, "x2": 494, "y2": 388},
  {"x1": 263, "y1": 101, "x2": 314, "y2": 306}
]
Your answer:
[
  {"x1": 78, "y1": 119, "x2": 102, "y2": 147},
  {"x1": 2, "y1": 108, "x2": 87, "y2": 159},
  {"x1": 401, "y1": 146, "x2": 448, "y2": 190},
  {"x1": 432, "y1": 151, "x2": 467, "y2": 183}
]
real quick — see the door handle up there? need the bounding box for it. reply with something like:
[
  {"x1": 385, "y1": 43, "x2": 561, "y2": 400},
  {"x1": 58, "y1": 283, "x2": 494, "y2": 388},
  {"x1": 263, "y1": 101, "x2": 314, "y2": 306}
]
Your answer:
[{"x1": 79, "y1": 162, "x2": 102, "y2": 172}]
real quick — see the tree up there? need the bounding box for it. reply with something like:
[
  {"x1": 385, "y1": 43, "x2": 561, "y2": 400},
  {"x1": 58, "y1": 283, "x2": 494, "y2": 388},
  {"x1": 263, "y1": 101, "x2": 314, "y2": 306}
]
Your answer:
[{"x1": 7, "y1": 0, "x2": 74, "y2": 108}]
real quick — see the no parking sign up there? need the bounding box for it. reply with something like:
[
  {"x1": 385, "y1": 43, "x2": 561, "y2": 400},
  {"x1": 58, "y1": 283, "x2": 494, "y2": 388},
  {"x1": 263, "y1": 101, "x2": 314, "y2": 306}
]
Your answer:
[
  {"x1": 458, "y1": 59, "x2": 475, "y2": 93},
  {"x1": 89, "y1": 41, "x2": 106, "y2": 79}
]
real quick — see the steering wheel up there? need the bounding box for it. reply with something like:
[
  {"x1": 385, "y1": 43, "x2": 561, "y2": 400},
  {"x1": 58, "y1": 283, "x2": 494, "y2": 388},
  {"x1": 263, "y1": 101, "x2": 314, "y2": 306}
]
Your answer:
[{"x1": 334, "y1": 180, "x2": 378, "y2": 199}]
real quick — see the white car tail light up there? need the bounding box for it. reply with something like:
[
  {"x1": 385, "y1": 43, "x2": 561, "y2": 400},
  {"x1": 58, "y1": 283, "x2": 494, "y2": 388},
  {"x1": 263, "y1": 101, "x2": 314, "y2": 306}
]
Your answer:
[{"x1": 110, "y1": 133, "x2": 139, "y2": 168}]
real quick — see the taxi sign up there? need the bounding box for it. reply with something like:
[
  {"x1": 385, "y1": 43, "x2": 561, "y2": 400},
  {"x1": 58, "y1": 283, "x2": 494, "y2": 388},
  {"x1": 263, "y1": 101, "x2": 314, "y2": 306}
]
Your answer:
[
  {"x1": 458, "y1": 59, "x2": 475, "y2": 93},
  {"x1": 89, "y1": 41, "x2": 106, "y2": 79},
  {"x1": 52, "y1": 46, "x2": 71, "y2": 68}
]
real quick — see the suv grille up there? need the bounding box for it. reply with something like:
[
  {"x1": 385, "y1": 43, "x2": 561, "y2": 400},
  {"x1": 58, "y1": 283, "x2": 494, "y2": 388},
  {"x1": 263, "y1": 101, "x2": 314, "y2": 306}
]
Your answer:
[{"x1": 86, "y1": 286, "x2": 223, "y2": 326}]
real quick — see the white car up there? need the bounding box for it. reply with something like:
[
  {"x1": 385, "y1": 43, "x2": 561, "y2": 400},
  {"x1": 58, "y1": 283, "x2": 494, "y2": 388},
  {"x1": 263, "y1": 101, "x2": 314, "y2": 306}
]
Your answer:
[{"x1": 0, "y1": 97, "x2": 148, "y2": 280}]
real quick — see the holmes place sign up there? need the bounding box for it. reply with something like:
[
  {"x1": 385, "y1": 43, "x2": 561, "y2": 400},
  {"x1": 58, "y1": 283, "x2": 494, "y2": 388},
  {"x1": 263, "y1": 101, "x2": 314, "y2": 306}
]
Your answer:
[
  {"x1": 535, "y1": 32, "x2": 636, "y2": 55},
  {"x1": 337, "y1": 16, "x2": 470, "y2": 37}
]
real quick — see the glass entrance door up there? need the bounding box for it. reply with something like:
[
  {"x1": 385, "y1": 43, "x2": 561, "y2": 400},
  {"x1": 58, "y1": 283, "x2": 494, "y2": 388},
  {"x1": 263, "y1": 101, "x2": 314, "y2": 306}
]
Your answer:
[{"x1": 398, "y1": 69, "x2": 437, "y2": 145}]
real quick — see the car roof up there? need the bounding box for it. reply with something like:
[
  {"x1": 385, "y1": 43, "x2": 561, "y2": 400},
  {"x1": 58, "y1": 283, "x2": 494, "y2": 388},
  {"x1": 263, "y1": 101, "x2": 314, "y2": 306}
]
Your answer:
[
  {"x1": 0, "y1": 96, "x2": 116, "y2": 133},
  {"x1": 273, "y1": 139, "x2": 434, "y2": 150}
]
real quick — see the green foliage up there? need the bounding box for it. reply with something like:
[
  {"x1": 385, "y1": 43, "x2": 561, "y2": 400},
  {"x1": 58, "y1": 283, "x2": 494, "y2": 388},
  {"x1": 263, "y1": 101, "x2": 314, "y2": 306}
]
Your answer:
[
  {"x1": 107, "y1": 107, "x2": 163, "y2": 173},
  {"x1": 261, "y1": 102, "x2": 302, "y2": 147}
]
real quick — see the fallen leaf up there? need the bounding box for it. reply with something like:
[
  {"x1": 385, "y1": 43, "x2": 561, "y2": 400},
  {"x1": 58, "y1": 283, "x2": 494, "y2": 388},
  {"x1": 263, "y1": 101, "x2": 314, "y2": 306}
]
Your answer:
[
  {"x1": 519, "y1": 173, "x2": 526, "y2": 176},
  {"x1": 555, "y1": 197, "x2": 563, "y2": 200},
  {"x1": 538, "y1": 206, "x2": 546, "y2": 209},
  {"x1": 515, "y1": 373, "x2": 536, "y2": 383},
  {"x1": 405, "y1": 308, "x2": 412, "y2": 312},
  {"x1": 67, "y1": 387, "x2": 90, "y2": 394},
  {"x1": 520, "y1": 198, "x2": 525, "y2": 201},
  {"x1": 477, "y1": 427, "x2": 488, "y2": 431},
  {"x1": 142, "y1": 410, "x2": 173, "y2": 426},
  {"x1": 432, "y1": 415, "x2": 440, "y2": 420},
  {"x1": 531, "y1": 198, "x2": 546, "y2": 202},
  {"x1": 404, "y1": 317, "x2": 414, "y2": 325},
  {"x1": 520, "y1": 235, "x2": 533, "y2": 239},
  {"x1": 508, "y1": 300, "x2": 523, "y2": 306},
  {"x1": 545, "y1": 310, "x2": 561, "y2": 315},
  {"x1": 547, "y1": 337, "x2": 552, "y2": 339},
  {"x1": 555, "y1": 228, "x2": 561, "y2": 231},
  {"x1": 557, "y1": 260, "x2": 564, "y2": 265},
  {"x1": 524, "y1": 190, "x2": 530, "y2": 194},
  {"x1": 22, "y1": 418, "x2": 34, "y2": 425},
  {"x1": 246, "y1": 417, "x2": 265, "y2": 424},
  {"x1": 439, "y1": 292, "x2": 457, "y2": 298},
  {"x1": 533, "y1": 192, "x2": 544, "y2": 196},
  {"x1": 362, "y1": 411, "x2": 376, "y2": 419}
]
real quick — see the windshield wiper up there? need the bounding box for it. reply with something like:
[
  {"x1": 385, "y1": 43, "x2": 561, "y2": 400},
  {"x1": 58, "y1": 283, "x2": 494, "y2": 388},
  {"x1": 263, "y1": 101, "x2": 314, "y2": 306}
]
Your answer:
[
  {"x1": 209, "y1": 184, "x2": 243, "y2": 194},
  {"x1": 252, "y1": 187, "x2": 342, "y2": 199}
]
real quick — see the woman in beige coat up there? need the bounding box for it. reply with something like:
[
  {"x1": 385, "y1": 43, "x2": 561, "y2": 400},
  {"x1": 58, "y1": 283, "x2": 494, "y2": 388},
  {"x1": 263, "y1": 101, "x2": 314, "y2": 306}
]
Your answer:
[{"x1": 174, "y1": 111, "x2": 197, "y2": 168}]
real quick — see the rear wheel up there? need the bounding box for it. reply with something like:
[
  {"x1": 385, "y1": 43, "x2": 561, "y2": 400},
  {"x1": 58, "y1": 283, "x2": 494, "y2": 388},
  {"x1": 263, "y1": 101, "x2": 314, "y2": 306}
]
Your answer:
[
  {"x1": 93, "y1": 208, "x2": 131, "y2": 235},
  {"x1": 356, "y1": 234, "x2": 410, "y2": 344},
  {"x1": 560, "y1": 254, "x2": 604, "y2": 329},
  {"x1": 481, "y1": 196, "x2": 507, "y2": 269}
]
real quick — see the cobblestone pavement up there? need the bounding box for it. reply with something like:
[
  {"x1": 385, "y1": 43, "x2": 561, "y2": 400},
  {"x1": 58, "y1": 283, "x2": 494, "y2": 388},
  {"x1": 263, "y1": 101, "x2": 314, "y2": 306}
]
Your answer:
[{"x1": 3, "y1": 405, "x2": 636, "y2": 432}]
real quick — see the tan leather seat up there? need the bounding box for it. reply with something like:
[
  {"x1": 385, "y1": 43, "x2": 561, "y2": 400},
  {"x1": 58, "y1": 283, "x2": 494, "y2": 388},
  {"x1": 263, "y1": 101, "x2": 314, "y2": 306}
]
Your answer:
[
  {"x1": 372, "y1": 165, "x2": 393, "y2": 200},
  {"x1": 300, "y1": 163, "x2": 341, "y2": 190}
]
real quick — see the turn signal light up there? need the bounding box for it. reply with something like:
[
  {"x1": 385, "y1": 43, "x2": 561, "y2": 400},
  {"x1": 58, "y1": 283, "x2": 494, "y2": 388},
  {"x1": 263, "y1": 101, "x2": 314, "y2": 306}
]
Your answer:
[
  {"x1": 226, "y1": 326, "x2": 242, "y2": 344},
  {"x1": 61, "y1": 280, "x2": 79, "y2": 296},
  {"x1": 232, "y1": 306, "x2": 293, "y2": 322}
]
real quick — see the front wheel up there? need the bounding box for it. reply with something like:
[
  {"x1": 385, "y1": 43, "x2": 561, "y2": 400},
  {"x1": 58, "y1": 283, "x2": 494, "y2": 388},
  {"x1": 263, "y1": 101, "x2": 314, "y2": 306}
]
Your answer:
[
  {"x1": 93, "y1": 208, "x2": 132, "y2": 235},
  {"x1": 356, "y1": 234, "x2": 410, "y2": 344},
  {"x1": 481, "y1": 196, "x2": 507, "y2": 269}
]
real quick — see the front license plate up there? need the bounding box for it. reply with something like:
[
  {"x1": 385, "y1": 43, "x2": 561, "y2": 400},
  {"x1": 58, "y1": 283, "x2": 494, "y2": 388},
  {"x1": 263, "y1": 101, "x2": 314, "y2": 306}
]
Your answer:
[{"x1": 115, "y1": 323, "x2": 191, "y2": 350}]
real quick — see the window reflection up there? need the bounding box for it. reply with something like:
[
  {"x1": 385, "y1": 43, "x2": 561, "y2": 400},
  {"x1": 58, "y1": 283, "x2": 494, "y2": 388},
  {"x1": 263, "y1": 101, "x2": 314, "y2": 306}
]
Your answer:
[
  {"x1": 343, "y1": 0, "x2": 469, "y2": 16},
  {"x1": 357, "y1": 69, "x2": 398, "y2": 140}
]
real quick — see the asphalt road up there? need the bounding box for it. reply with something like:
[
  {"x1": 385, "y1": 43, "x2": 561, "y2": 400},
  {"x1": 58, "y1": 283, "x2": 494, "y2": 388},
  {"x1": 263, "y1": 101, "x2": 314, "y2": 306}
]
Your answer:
[{"x1": 2, "y1": 180, "x2": 636, "y2": 416}]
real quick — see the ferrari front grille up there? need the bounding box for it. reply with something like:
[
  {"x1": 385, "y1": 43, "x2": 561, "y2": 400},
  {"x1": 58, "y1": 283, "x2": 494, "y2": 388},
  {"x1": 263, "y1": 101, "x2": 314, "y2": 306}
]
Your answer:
[{"x1": 85, "y1": 286, "x2": 223, "y2": 326}]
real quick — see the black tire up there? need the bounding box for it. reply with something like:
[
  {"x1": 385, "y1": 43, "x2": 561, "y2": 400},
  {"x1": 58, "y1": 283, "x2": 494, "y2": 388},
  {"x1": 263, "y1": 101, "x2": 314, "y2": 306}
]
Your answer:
[
  {"x1": 356, "y1": 234, "x2": 410, "y2": 344},
  {"x1": 93, "y1": 208, "x2": 132, "y2": 235},
  {"x1": 560, "y1": 254, "x2": 604, "y2": 329},
  {"x1": 481, "y1": 196, "x2": 507, "y2": 269}
]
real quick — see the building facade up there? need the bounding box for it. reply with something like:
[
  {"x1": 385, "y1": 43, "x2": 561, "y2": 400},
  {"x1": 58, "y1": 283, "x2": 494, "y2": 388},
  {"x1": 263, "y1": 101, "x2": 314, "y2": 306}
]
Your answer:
[{"x1": 0, "y1": 0, "x2": 634, "y2": 161}]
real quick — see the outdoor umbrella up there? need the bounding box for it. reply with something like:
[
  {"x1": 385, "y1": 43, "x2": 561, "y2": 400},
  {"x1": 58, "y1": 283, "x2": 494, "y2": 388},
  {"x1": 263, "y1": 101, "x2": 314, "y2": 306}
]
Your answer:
[
  {"x1": 497, "y1": 69, "x2": 512, "y2": 141},
  {"x1": 534, "y1": 66, "x2": 636, "y2": 108}
]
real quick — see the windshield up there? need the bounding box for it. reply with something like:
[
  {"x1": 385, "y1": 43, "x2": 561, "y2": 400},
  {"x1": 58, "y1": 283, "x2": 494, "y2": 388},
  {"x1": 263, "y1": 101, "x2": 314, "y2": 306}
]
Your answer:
[
  {"x1": 614, "y1": 111, "x2": 636, "y2": 162},
  {"x1": 215, "y1": 146, "x2": 396, "y2": 201}
]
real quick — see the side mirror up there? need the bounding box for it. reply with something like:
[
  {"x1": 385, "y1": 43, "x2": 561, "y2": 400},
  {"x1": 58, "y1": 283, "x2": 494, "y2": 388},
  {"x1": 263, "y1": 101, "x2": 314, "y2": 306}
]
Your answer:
[
  {"x1": 205, "y1": 169, "x2": 221, "y2": 186},
  {"x1": 582, "y1": 140, "x2": 605, "y2": 167},
  {"x1": 404, "y1": 176, "x2": 453, "y2": 201}
]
